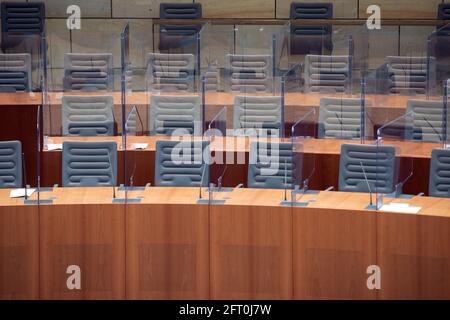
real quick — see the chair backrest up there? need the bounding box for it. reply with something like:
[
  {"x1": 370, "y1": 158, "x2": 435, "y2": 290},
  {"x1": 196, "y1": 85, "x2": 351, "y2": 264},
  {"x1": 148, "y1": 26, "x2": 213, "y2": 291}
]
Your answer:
[
  {"x1": 0, "y1": 53, "x2": 31, "y2": 92},
  {"x1": 1, "y1": 2, "x2": 45, "y2": 35},
  {"x1": 155, "y1": 140, "x2": 209, "y2": 187},
  {"x1": 62, "y1": 141, "x2": 117, "y2": 187},
  {"x1": 429, "y1": 148, "x2": 450, "y2": 198},
  {"x1": 233, "y1": 95, "x2": 282, "y2": 137},
  {"x1": 149, "y1": 95, "x2": 201, "y2": 136},
  {"x1": 159, "y1": 3, "x2": 202, "y2": 52},
  {"x1": 64, "y1": 53, "x2": 114, "y2": 92},
  {"x1": 203, "y1": 64, "x2": 219, "y2": 92},
  {"x1": 0, "y1": 140, "x2": 22, "y2": 188},
  {"x1": 147, "y1": 53, "x2": 195, "y2": 92},
  {"x1": 225, "y1": 54, "x2": 273, "y2": 93},
  {"x1": 290, "y1": 2, "x2": 333, "y2": 55},
  {"x1": 339, "y1": 143, "x2": 396, "y2": 193},
  {"x1": 437, "y1": 4, "x2": 450, "y2": 35},
  {"x1": 385, "y1": 56, "x2": 434, "y2": 96},
  {"x1": 248, "y1": 141, "x2": 294, "y2": 189},
  {"x1": 318, "y1": 97, "x2": 362, "y2": 139},
  {"x1": 406, "y1": 99, "x2": 444, "y2": 142},
  {"x1": 304, "y1": 55, "x2": 351, "y2": 93},
  {"x1": 62, "y1": 95, "x2": 114, "y2": 136}
]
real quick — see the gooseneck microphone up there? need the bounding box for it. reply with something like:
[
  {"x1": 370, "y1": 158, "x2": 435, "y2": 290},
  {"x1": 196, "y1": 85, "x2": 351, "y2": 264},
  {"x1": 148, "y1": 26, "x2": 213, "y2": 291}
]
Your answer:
[
  {"x1": 360, "y1": 161, "x2": 373, "y2": 207},
  {"x1": 217, "y1": 164, "x2": 228, "y2": 191},
  {"x1": 22, "y1": 152, "x2": 28, "y2": 200},
  {"x1": 199, "y1": 163, "x2": 207, "y2": 200},
  {"x1": 107, "y1": 150, "x2": 116, "y2": 199}
]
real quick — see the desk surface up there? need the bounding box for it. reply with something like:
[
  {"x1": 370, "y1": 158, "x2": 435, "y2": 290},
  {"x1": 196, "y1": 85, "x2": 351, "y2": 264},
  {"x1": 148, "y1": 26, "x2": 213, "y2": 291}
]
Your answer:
[
  {"x1": 2, "y1": 187, "x2": 449, "y2": 217},
  {"x1": 0, "y1": 92, "x2": 440, "y2": 108},
  {"x1": 46, "y1": 135, "x2": 442, "y2": 159}
]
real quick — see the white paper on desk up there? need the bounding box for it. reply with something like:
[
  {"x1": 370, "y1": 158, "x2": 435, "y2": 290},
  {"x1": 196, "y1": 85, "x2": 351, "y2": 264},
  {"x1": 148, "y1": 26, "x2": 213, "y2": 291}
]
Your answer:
[
  {"x1": 380, "y1": 202, "x2": 421, "y2": 214},
  {"x1": 47, "y1": 143, "x2": 62, "y2": 151},
  {"x1": 131, "y1": 143, "x2": 148, "y2": 150},
  {"x1": 10, "y1": 188, "x2": 36, "y2": 198}
]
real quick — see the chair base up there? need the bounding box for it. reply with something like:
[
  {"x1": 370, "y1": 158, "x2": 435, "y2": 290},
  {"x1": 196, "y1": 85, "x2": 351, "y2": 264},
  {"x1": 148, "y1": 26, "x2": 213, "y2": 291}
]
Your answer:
[
  {"x1": 196, "y1": 198, "x2": 227, "y2": 205},
  {"x1": 112, "y1": 198, "x2": 142, "y2": 203},
  {"x1": 23, "y1": 199, "x2": 54, "y2": 205}
]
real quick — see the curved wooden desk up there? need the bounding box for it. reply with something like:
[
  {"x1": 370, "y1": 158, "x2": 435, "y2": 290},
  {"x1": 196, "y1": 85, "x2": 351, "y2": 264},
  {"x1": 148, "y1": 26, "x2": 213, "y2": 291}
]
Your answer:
[{"x1": 1, "y1": 187, "x2": 449, "y2": 300}]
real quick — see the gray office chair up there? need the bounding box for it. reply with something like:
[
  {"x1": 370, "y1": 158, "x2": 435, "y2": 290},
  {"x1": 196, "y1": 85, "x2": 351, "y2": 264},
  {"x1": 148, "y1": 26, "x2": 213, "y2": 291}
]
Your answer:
[
  {"x1": 64, "y1": 53, "x2": 114, "y2": 91},
  {"x1": 0, "y1": 140, "x2": 22, "y2": 188},
  {"x1": 154, "y1": 140, "x2": 210, "y2": 187},
  {"x1": 233, "y1": 95, "x2": 282, "y2": 137},
  {"x1": 248, "y1": 141, "x2": 294, "y2": 189},
  {"x1": 290, "y1": 2, "x2": 333, "y2": 55},
  {"x1": 147, "y1": 53, "x2": 195, "y2": 92},
  {"x1": 385, "y1": 56, "x2": 435, "y2": 95},
  {"x1": 149, "y1": 95, "x2": 202, "y2": 136},
  {"x1": 318, "y1": 97, "x2": 362, "y2": 139},
  {"x1": 429, "y1": 148, "x2": 450, "y2": 198},
  {"x1": 0, "y1": 53, "x2": 31, "y2": 92},
  {"x1": 304, "y1": 55, "x2": 351, "y2": 93},
  {"x1": 225, "y1": 54, "x2": 273, "y2": 93},
  {"x1": 339, "y1": 143, "x2": 396, "y2": 193},
  {"x1": 406, "y1": 99, "x2": 444, "y2": 142},
  {"x1": 62, "y1": 141, "x2": 117, "y2": 187},
  {"x1": 62, "y1": 95, "x2": 114, "y2": 136}
]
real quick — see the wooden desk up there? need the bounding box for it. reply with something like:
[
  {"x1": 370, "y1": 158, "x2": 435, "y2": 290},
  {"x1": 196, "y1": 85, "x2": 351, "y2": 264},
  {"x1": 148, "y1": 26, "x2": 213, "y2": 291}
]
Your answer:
[
  {"x1": 0, "y1": 190, "x2": 39, "y2": 300},
  {"x1": 1, "y1": 91, "x2": 437, "y2": 186},
  {"x1": 41, "y1": 136, "x2": 441, "y2": 196},
  {"x1": 0, "y1": 187, "x2": 449, "y2": 300}
]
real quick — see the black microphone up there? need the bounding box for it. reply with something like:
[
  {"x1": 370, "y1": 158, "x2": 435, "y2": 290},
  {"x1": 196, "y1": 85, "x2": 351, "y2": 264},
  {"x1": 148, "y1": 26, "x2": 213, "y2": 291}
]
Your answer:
[
  {"x1": 199, "y1": 162, "x2": 208, "y2": 200},
  {"x1": 217, "y1": 164, "x2": 228, "y2": 191},
  {"x1": 134, "y1": 106, "x2": 145, "y2": 136},
  {"x1": 423, "y1": 116, "x2": 443, "y2": 141},
  {"x1": 360, "y1": 161, "x2": 373, "y2": 207},
  {"x1": 106, "y1": 149, "x2": 116, "y2": 199},
  {"x1": 284, "y1": 157, "x2": 288, "y2": 202},
  {"x1": 22, "y1": 152, "x2": 28, "y2": 200}
]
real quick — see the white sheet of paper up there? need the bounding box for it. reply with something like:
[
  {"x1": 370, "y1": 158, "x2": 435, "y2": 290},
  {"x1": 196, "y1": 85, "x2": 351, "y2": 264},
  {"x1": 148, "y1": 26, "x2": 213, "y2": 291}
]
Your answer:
[
  {"x1": 380, "y1": 202, "x2": 421, "y2": 214},
  {"x1": 47, "y1": 143, "x2": 62, "y2": 151},
  {"x1": 10, "y1": 188, "x2": 36, "y2": 198},
  {"x1": 132, "y1": 143, "x2": 148, "y2": 150}
]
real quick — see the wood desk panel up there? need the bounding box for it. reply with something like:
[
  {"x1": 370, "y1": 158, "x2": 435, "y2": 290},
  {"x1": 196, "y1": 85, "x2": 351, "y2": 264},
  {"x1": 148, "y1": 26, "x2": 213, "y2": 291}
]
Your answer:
[
  {"x1": 378, "y1": 197, "x2": 450, "y2": 300},
  {"x1": 210, "y1": 189, "x2": 293, "y2": 299},
  {"x1": 126, "y1": 188, "x2": 209, "y2": 299},
  {"x1": 0, "y1": 193, "x2": 39, "y2": 300},
  {"x1": 293, "y1": 192, "x2": 377, "y2": 300},
  {"x1": 39, "y1": 189, "x2": 125, "y2": 299}
]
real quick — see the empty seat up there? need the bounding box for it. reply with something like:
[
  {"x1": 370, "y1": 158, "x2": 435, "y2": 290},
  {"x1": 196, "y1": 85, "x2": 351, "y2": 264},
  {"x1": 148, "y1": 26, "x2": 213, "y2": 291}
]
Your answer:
[
  {"x1": 406, "y1": 99, "x2": 444, "y2": 142},
  {"x1": 62, "y1": 141, "x2": 117, "y2": 187},
  {"x1": 147, "y1": 53, "x2": 195, "y2": 92},
  {"x1": 62, "y1": 95, "x2": 114, "y2": 137},
  {"x1": 1, "y1": 2, "x2": 45, "y2": 52},
  {"x1": 304, "y1": 55, "x2": 351, "y2": 93},
  {"x1": 248, "y1": 141, "x2": 294, "y2": 189},
  {"x1": 290, "y1": 2, "x2": 333, "y2": 55},
  {"x1": 318, "y1": 97, "x2": 362, "y2": 139},
  {"x1": 429, "y1": 148, "x2": 450, "y2": 198},
  {"x1": 233, "y1": 95, "x2": 282, "y2": 137},
  {"x1": 159, "y1": 3, "x2": 202, "y2": 53},
  {"x1": 154, "y1": 140, "x2": 209, "y2": 187},
  {"x1": 0, "y1": 53, "x2": 31, "y2": 92},
  {"x1": 0, "y1": 140, "x2": 22, "y2": 188},
  {"x1": 64, "y1": 53, "x2": 114, "y2": 92},
  {"x1": 149, "y1": 95, "x2": 201, "y2": 136},
  {"x1": 339, "y1": 143, "x2": 396, "y2": 193},
  {"x1": 225, "y1": 54, "x2": 273, "y2": 93},
  {"x1": 384, "y1": 56, "x2": 434, "y2": 95}
]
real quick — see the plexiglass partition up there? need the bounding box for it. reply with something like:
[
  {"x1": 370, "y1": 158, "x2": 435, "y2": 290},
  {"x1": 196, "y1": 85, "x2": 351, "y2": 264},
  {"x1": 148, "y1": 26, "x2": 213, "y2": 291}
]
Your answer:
[{"x1": 40, "y1": 19, "x2": 125, "y2": 207}]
